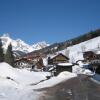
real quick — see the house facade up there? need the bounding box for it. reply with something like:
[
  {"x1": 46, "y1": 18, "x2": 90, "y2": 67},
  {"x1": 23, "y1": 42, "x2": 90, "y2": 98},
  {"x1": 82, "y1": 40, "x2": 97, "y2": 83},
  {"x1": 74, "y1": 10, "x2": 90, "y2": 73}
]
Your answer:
[
  {"x1": 14, "y1": 57, "x2": 34, "y2": 69},
  {"x1": 48, "y1": 53, "x2": 69, "y2": 65},
  {"x1": 83, "y1": 50, "x2": 100, "y2": 74}
]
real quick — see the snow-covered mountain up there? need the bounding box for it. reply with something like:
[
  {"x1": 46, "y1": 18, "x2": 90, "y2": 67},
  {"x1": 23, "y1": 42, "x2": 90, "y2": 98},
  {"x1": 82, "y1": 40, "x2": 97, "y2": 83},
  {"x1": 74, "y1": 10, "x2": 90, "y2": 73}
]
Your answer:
[
  {"x1": 32, "y1": 41, "x2": 49, "y2": 51},
  {"x1": 0, "y1": 34, "x2": 49, "y2": 54}
]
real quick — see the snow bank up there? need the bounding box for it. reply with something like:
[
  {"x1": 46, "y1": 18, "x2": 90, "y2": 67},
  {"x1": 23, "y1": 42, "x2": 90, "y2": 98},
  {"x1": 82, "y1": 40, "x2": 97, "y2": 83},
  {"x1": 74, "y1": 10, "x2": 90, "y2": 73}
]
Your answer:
[
  {"x1": 57, "y1": 63, "x2": 72, "y2": 66},
  {"x1": 72, "y1": 65, "x2": 94, "y2": 76},
  {"x1": 33, "y1": 71, "x2": 77, "y2": 89},
  {"x1": 0, "y1": 62, "x2": 50, "y2": 86},
  {"x1": 0, "y1": 62, "x2": 52, "y2": 100},
  {"x1": 0, "y1": 63, "x2": 77, "y2": 100},
  {"x1": 0, "y1": 62, "x2": 17, "y2": 79}
]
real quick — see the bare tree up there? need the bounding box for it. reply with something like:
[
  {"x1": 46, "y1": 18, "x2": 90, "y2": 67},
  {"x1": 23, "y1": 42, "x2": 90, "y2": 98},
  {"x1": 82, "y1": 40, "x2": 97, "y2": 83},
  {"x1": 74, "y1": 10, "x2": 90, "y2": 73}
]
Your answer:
[
  {"x1": 97, "y1": 43, "x2": 100, "y2": 49},
  {"x1": 93, "y1": 65, "x2": 98, "y2": 74},
  {"x1": 65, "y1": 48, "x2": 70, "y2": 58},
  {"x1": 71, "y1": 56, "x2": 75, "y2": 63},
  {"x1": 81, "y1": 45, "x2": 86, "y2": 52}
]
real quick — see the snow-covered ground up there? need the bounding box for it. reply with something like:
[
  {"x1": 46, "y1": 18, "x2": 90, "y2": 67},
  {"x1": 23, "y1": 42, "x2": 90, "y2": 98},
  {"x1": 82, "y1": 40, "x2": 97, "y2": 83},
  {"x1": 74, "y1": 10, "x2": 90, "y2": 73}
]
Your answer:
[
  {"x1": 0, "y1": 62, "x2": 77, "y2": 100},
  {"x1": 72, "y1": 61, "x2": 94, "y2": 76}
]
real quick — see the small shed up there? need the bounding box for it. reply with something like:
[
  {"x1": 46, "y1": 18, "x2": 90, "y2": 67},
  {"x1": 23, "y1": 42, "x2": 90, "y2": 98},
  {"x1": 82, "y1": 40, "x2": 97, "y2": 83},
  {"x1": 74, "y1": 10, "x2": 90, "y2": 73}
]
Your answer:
[{"x1": 54, "y1": 63, "x2": 73, "y2": 76}]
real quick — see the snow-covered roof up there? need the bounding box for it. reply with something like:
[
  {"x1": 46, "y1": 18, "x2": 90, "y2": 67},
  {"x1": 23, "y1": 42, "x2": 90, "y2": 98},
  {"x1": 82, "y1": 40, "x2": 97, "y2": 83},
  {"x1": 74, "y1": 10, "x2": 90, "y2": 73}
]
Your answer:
[
  {"x1": 47, "y1": 54, "x2": 58, "y2": 59},
  {"x1": 57, "y1": 63, "x2": 73, "y2": 66},
  {"x1": 83, "y1": 48, "x2": 100, "y2": 54},
  {"x1": 95, "y1": 50, "x2": 100, "y2": 54},
  {"x1": 48, "y1": 53, "x2": 69, "y2": 60}
]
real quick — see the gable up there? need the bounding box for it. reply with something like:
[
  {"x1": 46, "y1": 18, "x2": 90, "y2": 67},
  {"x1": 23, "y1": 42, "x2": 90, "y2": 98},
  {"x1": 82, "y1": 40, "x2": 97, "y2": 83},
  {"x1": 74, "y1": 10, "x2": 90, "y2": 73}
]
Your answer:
[{"x1": 52, "y1": 53, "x2": 69, "y2": 61}]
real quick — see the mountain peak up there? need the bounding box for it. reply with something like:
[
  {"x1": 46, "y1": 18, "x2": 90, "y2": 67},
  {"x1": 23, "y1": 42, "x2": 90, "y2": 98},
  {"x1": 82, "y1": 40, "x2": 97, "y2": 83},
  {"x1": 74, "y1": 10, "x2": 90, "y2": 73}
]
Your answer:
[
  {"x1": 0, "y1": 34, "x2": 49, "y2": 54},
  {"x1": 32, "y1": 41, "x2": 49, "y2": 50},
  {"x1": 2, "y1": 33, "x2": 10, "y2": 38}
]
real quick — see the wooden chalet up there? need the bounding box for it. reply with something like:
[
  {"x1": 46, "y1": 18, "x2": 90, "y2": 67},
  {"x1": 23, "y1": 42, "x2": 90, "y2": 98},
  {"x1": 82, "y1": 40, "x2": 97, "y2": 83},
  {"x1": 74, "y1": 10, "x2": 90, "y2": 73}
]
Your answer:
[
  {"x1": 83, "y1": 50, "x2": 100, "y2": 74},
  {"x1": 47, "y1": 53, "x2": 72, "y2": 76},
  {"x1": 25, "y1": 53, "x2": 46, "y2": 61},
  {"x1": 14, "y1": 57, "x2": 33, "y2": 68},
  {"x1": 89, "y1": 59, "x2": 100, "y2": 74},
  {"x1": 48, "y1": 53, "x2": 69, "y2": 65},
  {"x1": 14, "y1": 52, "x2": 47, "y2": 69},
  {"x1": 83, "y1": 51, "x2": 96, "y2": 61}
]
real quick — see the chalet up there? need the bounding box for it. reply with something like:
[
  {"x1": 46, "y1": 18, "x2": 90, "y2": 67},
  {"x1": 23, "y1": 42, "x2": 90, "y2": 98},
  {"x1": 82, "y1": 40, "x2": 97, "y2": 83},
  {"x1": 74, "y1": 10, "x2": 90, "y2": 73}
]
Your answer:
[
  {"x1": 83, "y1": 50, "x2": 100, "y2": 61},
  {"x1": 89, "y1": 59, "x2": 100, "y2": 74},
  {"x1": 83, "y1": 51, "x2": 96, "y2": 61},
  {"x1": 83, "y1": 50, "x2": 100, "y2": 74},
  {"x1": 48, "y1": 53, "x2": 69, "y2": 65},
  {"x1": 25, "y1": 53, "x2": 46, "y2": 61},
  {"x1": 14, "y1": 57, "x2": 33, "y2": 68},
  {"x1": 47, "y1": 53, "x2": 72, "y2": 76}
]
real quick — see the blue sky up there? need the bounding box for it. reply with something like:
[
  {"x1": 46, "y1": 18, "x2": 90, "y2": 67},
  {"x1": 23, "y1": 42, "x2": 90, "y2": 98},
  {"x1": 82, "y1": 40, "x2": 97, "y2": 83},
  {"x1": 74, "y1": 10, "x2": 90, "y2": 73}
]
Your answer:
[{"x1": 0, "y1": 0, "x2": 100, "y2": 44}]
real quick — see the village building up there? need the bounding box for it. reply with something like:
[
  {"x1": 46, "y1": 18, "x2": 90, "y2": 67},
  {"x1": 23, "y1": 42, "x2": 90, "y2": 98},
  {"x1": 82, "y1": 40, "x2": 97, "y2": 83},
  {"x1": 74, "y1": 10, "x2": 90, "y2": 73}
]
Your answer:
[
  {"x1": 48, "y1": 53, "x2": 69, "y2": 65},
  {"x1": 83, "y1": 51, "x2": 96, "y2": 62},
  {"x1": 55, "y1": 63, "x2": 73, "y2": 76},
  {"x1": 89, "y1": 59, "x2": 100, "y2": 74},
  {"x1": 47, "y1": 53, "x2": 73, "y2": 75},
  {"x1": 83, "y1": 50, "x2": 100, "y2": 74},
  {"x1": 14, "y1": 53, "x2": 47, "y2": 70},
  {"x1": 14, "y1": 57, "x2": 34, "y2": 69}
]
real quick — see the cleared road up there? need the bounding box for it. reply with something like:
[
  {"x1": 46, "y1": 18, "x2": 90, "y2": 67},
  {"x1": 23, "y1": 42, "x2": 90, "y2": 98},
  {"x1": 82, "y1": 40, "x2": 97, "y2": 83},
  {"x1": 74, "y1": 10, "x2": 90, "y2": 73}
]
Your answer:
[{"x1": 36, "y1": 75, "x2": 100, "y2": 100}]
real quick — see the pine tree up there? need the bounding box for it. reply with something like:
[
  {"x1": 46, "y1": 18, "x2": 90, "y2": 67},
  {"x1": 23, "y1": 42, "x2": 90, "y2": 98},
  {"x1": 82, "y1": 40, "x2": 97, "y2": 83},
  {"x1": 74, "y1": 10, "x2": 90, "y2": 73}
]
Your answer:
[
  {"x1": 5, "y1": 43, "x2": 14, "y2": 66},
  {"x1": 0, "y1": 39, "x2": 4, "y2": 62}
]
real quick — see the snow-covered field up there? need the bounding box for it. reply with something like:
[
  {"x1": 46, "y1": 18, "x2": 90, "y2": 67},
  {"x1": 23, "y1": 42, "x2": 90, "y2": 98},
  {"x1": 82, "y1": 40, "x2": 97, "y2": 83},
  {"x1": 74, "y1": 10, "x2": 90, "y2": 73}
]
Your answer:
[{"x1": 0, "y1": 62, "x2": 77, "y2": 100}]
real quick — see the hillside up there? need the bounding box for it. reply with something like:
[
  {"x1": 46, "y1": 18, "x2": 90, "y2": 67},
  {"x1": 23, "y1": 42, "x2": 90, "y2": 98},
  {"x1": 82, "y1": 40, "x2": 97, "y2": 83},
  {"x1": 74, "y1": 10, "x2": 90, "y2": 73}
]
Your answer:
[
  {"x1": 58, "y1": 36, "x2": 100, "y2": 62},
  {"x1": 23, "y1": 29, "x2": 100, "y2": 57}
]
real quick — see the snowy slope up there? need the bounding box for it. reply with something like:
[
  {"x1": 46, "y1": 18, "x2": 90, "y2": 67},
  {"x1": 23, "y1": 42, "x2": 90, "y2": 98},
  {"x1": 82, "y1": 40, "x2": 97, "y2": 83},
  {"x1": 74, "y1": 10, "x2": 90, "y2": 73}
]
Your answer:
[
  {"x1": 0, "y1": 62, "x2": 77, "y2": 100},
  {"x1": 0, "y1": 34, "x2": 49, "y2": 53},
  {"x1": 56, "y1": 36, "x2": 100, "y2": 62}
]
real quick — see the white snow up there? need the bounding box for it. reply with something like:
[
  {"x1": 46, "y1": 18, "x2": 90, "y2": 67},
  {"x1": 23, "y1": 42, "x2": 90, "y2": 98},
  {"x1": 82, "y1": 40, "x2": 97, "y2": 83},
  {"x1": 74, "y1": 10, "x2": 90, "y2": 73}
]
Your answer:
[
  {"x1": 33, "y1": 71, "x2": 77, "y2": 89},
  {"x1": 96, "y1": 50, "x2": 100, "y2": 54},
  {"x1": 32, "y1": 41, "x2": 49, "y2": 50},
  {"x1": 72, "y1": 62, "x2": 94, "y2": 76},
  {"x1": 0, "y1": 63, "x2": 49, "y2": 84},
  {"x1": 43, "y1": 58, "x2": 48, "y2": 66},
  {"x1": 0, "y1": 34, "x2": 49, "y2": 53},
  {"x1": 57, "y1": 63, "x2": 73, "y2": 66},
  {"x1": 55, "y1": 36, "x2": 100, "y2": 63},
  {"x1": 68, "y1": 36, "x2": 100, "y2": 62},
  {"x1": 0, "y1": 62, "x2": 77, "y2": 100},
  {"x1": 0, "y1": 35, "x2": 100, "y2": 99}
]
